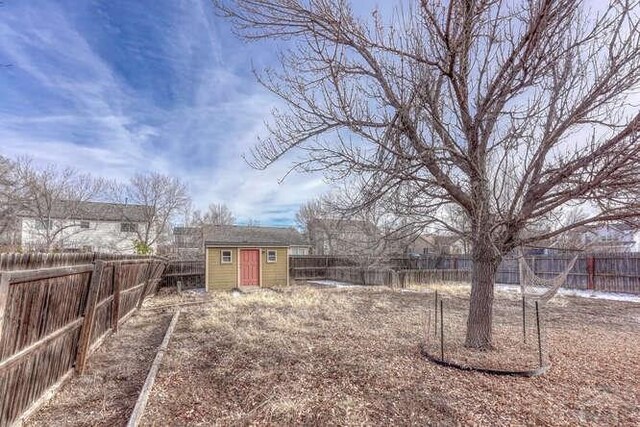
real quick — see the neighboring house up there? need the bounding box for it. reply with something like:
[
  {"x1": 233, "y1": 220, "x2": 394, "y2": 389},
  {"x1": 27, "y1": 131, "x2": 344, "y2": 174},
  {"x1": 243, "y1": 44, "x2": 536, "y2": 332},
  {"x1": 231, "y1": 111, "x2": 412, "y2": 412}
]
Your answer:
[
  {"x1": 307, "y1": 218, "x2": 379, "y2": 255},
  {"x1": 170, "y1": 226, "x2": 204, "y2": 258},
  {"x1": 569, "y1": 222, "x2": 638, "y2": 252},
  {"x1": 204, "y1": 225, "x2": 308, "y2": 290},
  {"x1": 406, "y1": 234, "x2": 468, "y2": 256},
  {"x1": 404, "y1": 234, "x2": 430, "y2": 256},
  {"x1": 15, "y1": 200, "x2": 152, "y2": 254}
]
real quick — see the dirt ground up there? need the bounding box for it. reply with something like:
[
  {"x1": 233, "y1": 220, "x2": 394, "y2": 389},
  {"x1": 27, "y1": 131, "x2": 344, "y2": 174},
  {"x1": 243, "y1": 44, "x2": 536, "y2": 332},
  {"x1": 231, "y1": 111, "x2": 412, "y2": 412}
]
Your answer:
[
  {"x1": 135, "y1": 284, "x2": 640, "y2": 426},
  {"x1": 26, "y1": 309, "x2": 172, "y2": 427}
]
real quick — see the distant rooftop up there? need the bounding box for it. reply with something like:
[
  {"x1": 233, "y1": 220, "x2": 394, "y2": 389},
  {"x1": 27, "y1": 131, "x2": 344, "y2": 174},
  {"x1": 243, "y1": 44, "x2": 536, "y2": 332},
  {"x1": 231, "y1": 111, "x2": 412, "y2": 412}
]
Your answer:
[
  {"x1": 204, "y1": 225, "x2": 308, "y2": 247},
  {"x1": 18, "y1": 200, "x2": 149, "y2": 223}
]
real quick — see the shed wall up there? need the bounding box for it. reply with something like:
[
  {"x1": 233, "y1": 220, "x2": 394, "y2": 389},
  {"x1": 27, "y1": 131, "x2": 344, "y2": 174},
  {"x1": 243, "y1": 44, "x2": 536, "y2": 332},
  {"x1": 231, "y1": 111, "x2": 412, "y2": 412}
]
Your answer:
[
  {"x1": 262, "y1": 247, "x2": 288, "y2": 286},
  {"x1": 206, "y1": 247, "x2": 238, "y2": 290}
]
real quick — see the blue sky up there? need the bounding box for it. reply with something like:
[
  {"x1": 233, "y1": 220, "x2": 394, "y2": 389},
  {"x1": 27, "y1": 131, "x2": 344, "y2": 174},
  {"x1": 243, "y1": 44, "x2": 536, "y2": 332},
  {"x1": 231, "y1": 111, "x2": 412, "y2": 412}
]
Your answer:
[{"x1": 0, "y1": 0, "x2": 329, "y2": 226}]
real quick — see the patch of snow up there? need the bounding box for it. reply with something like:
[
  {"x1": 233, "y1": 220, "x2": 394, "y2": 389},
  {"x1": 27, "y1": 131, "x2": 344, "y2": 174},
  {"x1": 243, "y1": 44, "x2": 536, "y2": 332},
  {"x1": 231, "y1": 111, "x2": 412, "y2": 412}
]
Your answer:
[
  {"x1": 307, "y1": 280, "x2": 366, "y2": 288},
  {"x1": 496, "y1": 284, "x2": 640, "y2": 303}
]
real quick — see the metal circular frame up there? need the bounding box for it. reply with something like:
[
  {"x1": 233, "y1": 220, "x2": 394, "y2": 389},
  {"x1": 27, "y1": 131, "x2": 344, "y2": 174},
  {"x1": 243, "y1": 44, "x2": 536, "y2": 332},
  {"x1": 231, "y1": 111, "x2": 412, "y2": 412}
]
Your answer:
[{"x1": 420, "y1": 344, "x2": 550, "y2": 377}]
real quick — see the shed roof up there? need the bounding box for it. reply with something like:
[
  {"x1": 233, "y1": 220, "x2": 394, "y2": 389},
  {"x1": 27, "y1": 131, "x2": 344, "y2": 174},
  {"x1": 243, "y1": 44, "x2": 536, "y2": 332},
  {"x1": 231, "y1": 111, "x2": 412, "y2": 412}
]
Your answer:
[{"x1": 204, "y1": 225, "x2": 308, "y2": 247}]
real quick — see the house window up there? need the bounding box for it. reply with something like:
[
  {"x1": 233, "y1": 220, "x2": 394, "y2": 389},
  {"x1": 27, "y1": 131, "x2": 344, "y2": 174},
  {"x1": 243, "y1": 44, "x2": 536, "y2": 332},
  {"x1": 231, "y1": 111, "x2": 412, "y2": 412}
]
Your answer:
[
  {"x1": 221, "y1": 250, "x2": 232, "y2": 264},
  {"x1": 267, "y1": 250, "x2": 277, "y2": 263},
  {"x1": 121, "y1": 222, "x2": 137, "y2": 233},
  {"x1": 80, "y1": 221, "x2": 90, "y2": 229}
]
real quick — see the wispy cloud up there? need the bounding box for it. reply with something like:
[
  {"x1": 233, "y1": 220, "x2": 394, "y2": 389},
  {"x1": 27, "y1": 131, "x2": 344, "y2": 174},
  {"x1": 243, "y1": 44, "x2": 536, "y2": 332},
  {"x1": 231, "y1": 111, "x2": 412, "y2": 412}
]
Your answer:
[{"x1": 0, "y1": 0, "x2": 329, "y2": 225}]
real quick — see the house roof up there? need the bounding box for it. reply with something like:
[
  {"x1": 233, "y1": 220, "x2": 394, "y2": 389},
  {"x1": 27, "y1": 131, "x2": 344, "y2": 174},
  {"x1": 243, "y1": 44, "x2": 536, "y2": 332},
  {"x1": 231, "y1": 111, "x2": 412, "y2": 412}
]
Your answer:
[
  {"x1": 309, "y1": 218, "x2": 375, "y2": 229},
  {"x1": 173, "y1": 226, "x2": 201, "y2": 235},
  {"x1": 203, "y1": 225, "x2": 308, "y2": 247},
  {"x1": 420, "y1": 234, "x2": 461, "y2": 247},
  {"x1": 18, "y1": 200, "x2": 149, "y2": 223}
]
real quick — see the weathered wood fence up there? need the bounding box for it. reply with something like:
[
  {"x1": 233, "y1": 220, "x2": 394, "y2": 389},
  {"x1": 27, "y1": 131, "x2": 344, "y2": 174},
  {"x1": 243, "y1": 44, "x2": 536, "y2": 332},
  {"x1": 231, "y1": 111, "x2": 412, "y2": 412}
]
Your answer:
[
  {"x1": 291, "y1": 253, "x2": 640, "y2": 294},
  {"x1": 289, "y1": 256, "x2": 358, "y2": 279},
  {"x1": 143, "y1": 253, "x2": 640, "y2": 294},
  {"x1": 324, "y1": 266, "x2": 400, "y2": 287},
  {"x1": 159, "y1": 259, "x2": 204, "y2": 289},
  {"x1": 0, "y1": 253, "x2": 166, "y2": 426}
]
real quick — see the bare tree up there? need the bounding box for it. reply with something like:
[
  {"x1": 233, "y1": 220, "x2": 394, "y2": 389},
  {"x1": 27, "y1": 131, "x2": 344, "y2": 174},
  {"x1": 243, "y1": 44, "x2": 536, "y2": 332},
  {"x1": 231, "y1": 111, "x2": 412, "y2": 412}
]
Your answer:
[
  {"x1": 12, "y1": 158, "x2": 104, "y2": 251},
  {"x1": 191, "y1": 203, "x2": 235, "y2": 226},
  {"x1": 0, "y1": 156, "x2": 17, "y2": 241},
  {"x1": 295, "y1": 198, "x2": 324, "y2": 234},
  {"x1": 298, "y1": 190, "x2": 419, "y2": 261},
  {"x1": 111, "y1": 173, "x2": 191, "y2": 251},
  {"x1": 217, "y1": 0, "x2": 640, "y2": 348}
]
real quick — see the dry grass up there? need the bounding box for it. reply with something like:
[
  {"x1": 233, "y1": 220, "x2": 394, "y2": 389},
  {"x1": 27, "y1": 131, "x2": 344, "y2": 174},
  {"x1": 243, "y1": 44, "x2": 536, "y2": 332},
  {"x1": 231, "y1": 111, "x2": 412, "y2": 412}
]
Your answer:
[
  {"x1": 140, "y1": 285, "x2": 640, "y2": 426},
  {"x1": 26, "y1": 310, "x2": 172, "y2": 427}
]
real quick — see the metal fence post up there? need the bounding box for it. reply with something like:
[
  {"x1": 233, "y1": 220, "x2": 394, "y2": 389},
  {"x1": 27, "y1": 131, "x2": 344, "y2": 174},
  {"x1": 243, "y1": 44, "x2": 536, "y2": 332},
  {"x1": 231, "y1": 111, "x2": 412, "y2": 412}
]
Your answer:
[
  {"x1": 535, "y1": 301, "x2": 543, "y2": 367},
  {"x1": 434, "y1": 290, "x2": 438, "y2": 337},
  {"x1": 440, "y1": 299, "x2": 444, "y2": 361},
  {"x1": 522, "y1": 296, "x2": 526, "y2": 343}
]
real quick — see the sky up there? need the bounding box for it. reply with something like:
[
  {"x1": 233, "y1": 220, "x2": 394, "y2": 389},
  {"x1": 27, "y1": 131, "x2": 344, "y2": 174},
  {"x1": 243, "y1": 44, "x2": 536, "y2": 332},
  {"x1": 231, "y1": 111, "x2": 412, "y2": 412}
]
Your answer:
[{"x1": 0, "y1": 0, "x2": 330, "y2": 226}]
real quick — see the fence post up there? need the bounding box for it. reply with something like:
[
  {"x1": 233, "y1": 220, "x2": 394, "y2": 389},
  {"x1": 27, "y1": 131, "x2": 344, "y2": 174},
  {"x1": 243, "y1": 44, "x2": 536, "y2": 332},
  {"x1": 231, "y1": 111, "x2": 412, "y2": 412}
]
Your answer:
[
  {"x1": 440, "y1": 299, "x2": 444, "y2": 361},
  {"x1": 111, "y1": 263, "x2": 121, "y2": 332},
  {"x1": 137, "y1": 262, "x2": 153, "y2": 309},
  {"x1": 434, "y1": 290, "x2": 438, "y2": 337},
  {"x1": 0, "y1": 273, "x2": 10, "y2": 348},
  {"x1": 535, "y1": 301, "x2": 543, "y2": 368},
  {"x1": 76, "y1": 260, "x2": 105, "y2": 374},
  {"x1": 149, "y1": 261, "x2": 164, "y2": 295},
  {"x1": 587, "y1": 256, "x2": 595, "y2": 290},
  {"x1": 522, "y1": 296, "x2": 526, "y2": 343}
]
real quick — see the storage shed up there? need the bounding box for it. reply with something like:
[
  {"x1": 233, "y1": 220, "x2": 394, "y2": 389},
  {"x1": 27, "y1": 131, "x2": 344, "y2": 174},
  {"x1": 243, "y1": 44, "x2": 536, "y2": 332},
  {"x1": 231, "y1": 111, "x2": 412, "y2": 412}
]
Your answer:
[{"x1": 204, "y1": 225, "x2": 303, "y2": 290}]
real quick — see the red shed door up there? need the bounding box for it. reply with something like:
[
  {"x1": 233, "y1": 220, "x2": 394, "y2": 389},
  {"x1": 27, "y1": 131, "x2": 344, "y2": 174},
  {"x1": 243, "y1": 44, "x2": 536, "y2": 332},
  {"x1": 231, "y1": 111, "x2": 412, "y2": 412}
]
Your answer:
[{"x1": 240, "y1": 249, "x2": 260, "y2": 286}]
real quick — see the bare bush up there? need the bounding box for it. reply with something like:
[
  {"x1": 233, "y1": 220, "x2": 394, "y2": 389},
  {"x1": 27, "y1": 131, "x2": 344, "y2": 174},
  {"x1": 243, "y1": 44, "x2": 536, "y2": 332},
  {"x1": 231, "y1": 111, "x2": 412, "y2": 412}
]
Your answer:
[{"x1": 109, "y1": 173, "x2": 191, "y2": 251}]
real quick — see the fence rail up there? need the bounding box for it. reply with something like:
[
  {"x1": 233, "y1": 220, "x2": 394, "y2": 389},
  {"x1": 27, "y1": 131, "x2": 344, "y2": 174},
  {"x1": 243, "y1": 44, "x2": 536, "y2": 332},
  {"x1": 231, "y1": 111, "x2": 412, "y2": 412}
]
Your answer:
[{"x1": 0, "y1": 252, "x2": 166, "y2": 426}]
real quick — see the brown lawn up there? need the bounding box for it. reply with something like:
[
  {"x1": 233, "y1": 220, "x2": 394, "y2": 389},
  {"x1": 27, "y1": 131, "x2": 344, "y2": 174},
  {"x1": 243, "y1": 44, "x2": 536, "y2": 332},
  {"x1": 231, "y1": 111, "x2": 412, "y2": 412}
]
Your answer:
[
  {"x1": 26, "y1": 309, "x2": 172, "y2": 427},
  {"x1": 137, "y1": 284, "x2": 640, "y2": 426}
]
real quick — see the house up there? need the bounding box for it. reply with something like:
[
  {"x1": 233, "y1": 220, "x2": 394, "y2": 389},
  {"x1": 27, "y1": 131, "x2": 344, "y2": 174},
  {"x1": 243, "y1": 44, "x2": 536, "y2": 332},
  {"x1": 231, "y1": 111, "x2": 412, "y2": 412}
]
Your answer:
[
  {"x1": 576, "y1": 223, "x2": 637, "y2": 252},
  {"x1": 204, "y1": 225, "x2": 309, "y2": 290},
  {"x1": 307, "y1": 218, "x2": 379, "y2": 255},
  {"x1": 170, "y1": 226, "x2": 204, "y2": 258},
  {"x1": 406, "y1": 234, "x2": 468, "y2": 256},
  {"x1": 14, "y1": 200, "x2": 152, "y2": 254}
]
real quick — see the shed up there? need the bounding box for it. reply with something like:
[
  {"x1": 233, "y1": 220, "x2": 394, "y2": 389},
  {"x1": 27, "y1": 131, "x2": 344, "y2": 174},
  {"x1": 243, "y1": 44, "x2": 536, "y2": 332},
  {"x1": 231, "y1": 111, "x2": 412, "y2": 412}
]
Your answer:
[{"x1": 204, "y1": 225, "x2": 301, "y2": 290}]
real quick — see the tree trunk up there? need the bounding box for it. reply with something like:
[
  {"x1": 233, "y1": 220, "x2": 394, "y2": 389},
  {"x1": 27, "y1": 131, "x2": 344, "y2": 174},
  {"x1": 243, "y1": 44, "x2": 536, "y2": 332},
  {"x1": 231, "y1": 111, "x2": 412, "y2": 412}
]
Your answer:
[{"x1": 465, "y1": 243, "x2": 501, "y2": 349}]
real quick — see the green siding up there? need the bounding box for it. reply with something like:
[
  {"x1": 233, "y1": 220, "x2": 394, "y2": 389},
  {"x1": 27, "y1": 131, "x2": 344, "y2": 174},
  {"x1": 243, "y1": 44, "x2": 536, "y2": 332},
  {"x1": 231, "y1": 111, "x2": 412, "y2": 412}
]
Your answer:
[
  {"x1": 262, "y1": 247, "x2": 288, "y2": 287},
  {"x1": 207, "y1": 248, "x2": 237, "y2": 290},
  {"x1": 206, "y1": 246, "x2": 290, "y2": 290}
]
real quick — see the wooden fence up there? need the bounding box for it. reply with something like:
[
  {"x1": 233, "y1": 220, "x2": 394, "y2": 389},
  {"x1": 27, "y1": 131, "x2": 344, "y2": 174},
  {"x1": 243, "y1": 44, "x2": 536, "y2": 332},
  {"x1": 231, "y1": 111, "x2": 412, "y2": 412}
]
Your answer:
[
  {"x1": 324, "y1": 266, "x2": 400, "y2": 287},
  {"x1": 0, "y1": 253, "x2": 166, "y2": 426},
  {"x1": 289, "y1": 256, "x2": 357, "y2": 280},
  {"x1": 159, "y1": 259, "x2": 205, "y2": 289},
  {"x1": 399, "y1": 269, "x2": 472, "y2": 286},
  {"x1": 293, "y1": 253, "x2": 640, "y2": 294}
]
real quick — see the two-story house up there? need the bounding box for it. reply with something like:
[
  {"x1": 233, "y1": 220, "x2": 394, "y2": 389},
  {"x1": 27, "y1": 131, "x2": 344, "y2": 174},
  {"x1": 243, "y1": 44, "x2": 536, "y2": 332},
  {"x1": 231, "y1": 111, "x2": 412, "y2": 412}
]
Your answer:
[
  {"x1": 578, "y1": 222, "x2": 637, "y2": 252},
  {"x1": 14, "y1": 200, "x2": 153, "y2": 253}
]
